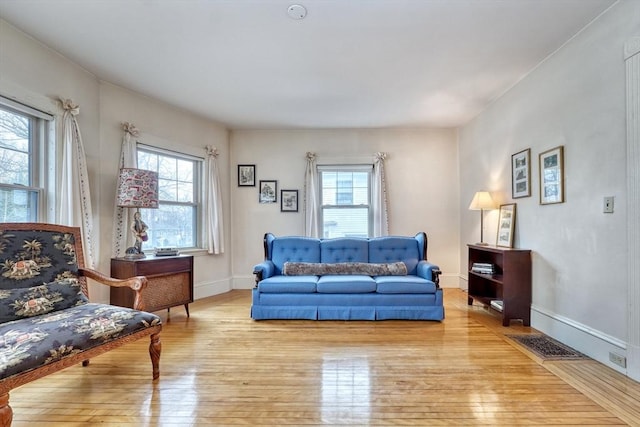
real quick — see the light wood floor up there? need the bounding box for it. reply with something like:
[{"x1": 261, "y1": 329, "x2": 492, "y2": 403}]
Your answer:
[{"x1": 8, "y1": 289, "x2": 640, "y2": 426}]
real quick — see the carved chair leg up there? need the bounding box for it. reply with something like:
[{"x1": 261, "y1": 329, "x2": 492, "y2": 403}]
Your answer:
[
  {"x1": 149, "y1": 332, "x2": 161, "y2": 380},
  {"x1": 0, "y1": 393, "x2": 13, "y2": 427}
]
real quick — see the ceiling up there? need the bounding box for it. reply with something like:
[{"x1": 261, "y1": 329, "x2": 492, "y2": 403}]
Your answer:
[{"x1": 0, "y1": 0, "x2": 616, "y2": 130}]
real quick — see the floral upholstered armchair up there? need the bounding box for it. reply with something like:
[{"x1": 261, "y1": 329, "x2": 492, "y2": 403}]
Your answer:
[{"x1": 0, "y1": 223, "x2": 162, "y2": 427}]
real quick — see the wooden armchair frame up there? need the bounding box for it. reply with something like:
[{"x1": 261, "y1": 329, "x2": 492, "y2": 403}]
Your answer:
[{"x1": 0, "y1": 223, "x2": 162, "y2": 427}]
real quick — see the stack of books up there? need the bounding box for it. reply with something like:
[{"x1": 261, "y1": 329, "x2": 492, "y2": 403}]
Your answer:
[
  {"x1": 155, "y1": 247, "x2": 179, "y2": 257},
  {"x1": 471, "y1": 262, "x2": 495, "y2": 274}
]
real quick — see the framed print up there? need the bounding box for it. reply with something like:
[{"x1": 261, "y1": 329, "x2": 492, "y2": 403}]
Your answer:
[
  {"x1": 496, "y1": 203, "x2": 516, "y2": 248},
  {"x1": 511, "y1": 148, "x2": 531, "y2": 198},
  {"x1": 238, "y1": 164, "x2": 255, "y2": 187},
  {"x1": 539, "y1": 146, "x2": 565, "y2": 205},
  {"x1": 259, "y1": 180, "x2": 277, "y2": 204},
  {"x1": 280, "y1": 190, "x2": 298, "y2": 212}
]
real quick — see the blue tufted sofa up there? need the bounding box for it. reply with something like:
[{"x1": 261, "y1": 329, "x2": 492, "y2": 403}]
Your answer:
[{"x1": 252, "y1": 232, "x2": 444, "y2": 321}]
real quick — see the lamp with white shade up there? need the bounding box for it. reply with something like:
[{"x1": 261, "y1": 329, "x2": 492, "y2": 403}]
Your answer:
[{"x1": 468, "y1": 191, "x2": 496, "y2": 245}]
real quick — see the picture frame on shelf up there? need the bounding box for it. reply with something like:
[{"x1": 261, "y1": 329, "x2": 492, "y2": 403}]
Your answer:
[
  {"x1": 259, "y1": 180, "x2": 277, "y2": 204},
  {"x1": 511, "y1": 148, "x2": 531, "y2": 198},
  {"x1": 280, "y1": 189, "x2": 298, "y2": 212},
  {"x1": 496, "y1": 203, "x2": 516, "y2": 248},
  {"x1": 238, "y1": 164, "x2": 256, "y2": 187},
  {"x1": 539, "y1": 146, "x2": 565, "y2": 205}
]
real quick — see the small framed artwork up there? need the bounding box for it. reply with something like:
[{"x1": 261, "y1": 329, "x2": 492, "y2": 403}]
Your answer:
[
  {"x1": 539, "y1": 146, "x2": 565, "y2": 205},
  {"x1": 280, "y1": 190, "x2": 298, "y2": 212},
  {"x1": 259, "y1": 180, "x2": 277, "y2": 204},
  {"x1": 511, "y1": 148, "x2": 531, "y2": 198},
  {"x1": 238, "y1": 164, "x2": 256, "y2": 187},
  {"x1": 496, "y1": 203, "x2": 516, "y2": 248}
]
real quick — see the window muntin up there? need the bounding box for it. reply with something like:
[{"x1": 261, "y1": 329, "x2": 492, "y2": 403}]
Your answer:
[
  {"x1": 319, "y1": 165, "x2": 372, "y2": 238},
  {"x1": 0, "y1": 101, "x2": 50, "y2": 222},
  {"x1": 136, "y1": 146, "x2": 202, "y2": 250}
]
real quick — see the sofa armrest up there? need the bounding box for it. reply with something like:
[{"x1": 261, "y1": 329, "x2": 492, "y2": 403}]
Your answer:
[
  {"x1": 416, "y1": 261, "x2": 441, "y2": 288},
  {"x1": 253, "y1": 261, "x2": 275, "y2": 284},
  {"x1": 79, "y1": 267, "x2": 149, "y2": 310}
]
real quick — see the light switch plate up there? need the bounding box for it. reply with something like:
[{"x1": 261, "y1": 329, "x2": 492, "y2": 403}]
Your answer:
[{"x1": 604, "y1": 196, "x2": 614, "y2": 213}]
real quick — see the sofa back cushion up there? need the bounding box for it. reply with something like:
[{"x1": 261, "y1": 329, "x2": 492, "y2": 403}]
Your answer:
[
  {"x1": 320, "y1": 237, "x2": 368, "y2": 263},
  {"x1": 368, "y1": 236, "x2": 421, "y2": 275},
  {"x1": 271, "y1": 237, "x2": 321, "y2": 275},
  {"x1": 0, "y1": 228, "x2": 80, "y2": 290}
]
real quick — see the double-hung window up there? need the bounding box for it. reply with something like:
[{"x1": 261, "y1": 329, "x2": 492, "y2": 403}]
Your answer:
[
  {"x1": 319, "y1": 165, "x2": 372, "y2": 238},
  {"x1": 136, "y1": 145, "x2": 202, "y2": 250},
  {"x1": 0, "y1": 98, "x2": 52, "y2": 222}
]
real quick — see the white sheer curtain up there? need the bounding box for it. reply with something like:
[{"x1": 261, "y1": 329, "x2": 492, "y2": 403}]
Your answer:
[
  {"x1": 58, "y1": 98, "x2": 96, "y2": 267},
  {"x1": 111, "y1": 122, "x2": 139, "y2": 257},
  {"x1": 372, "y1": 152, "x2": 389, "y2": 237},
  {"x1": 304, "y1": 152, "x2": 319, "y2": 237},
  {"x1": 205, "y1": 145, "x2": 224, "y2": 254}
]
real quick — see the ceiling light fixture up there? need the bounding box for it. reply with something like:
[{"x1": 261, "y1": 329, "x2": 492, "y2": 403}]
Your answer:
[{"x1": 287, "y1": 4, "x2": 307, "y2": 20}]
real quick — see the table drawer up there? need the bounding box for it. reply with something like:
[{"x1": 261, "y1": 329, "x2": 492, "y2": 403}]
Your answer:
[{"x1": 133, "y1": 256, "x2": 191, "y2": 276}]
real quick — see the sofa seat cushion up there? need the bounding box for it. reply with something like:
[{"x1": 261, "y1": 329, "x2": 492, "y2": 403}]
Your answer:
[
  {"x1": 257, "y1": 276, "x2": 318, "y2": 293},
  {"x1": 316, "y1": 275, "x2": 376, "y2": 293},
  {"x1": 0, "y1": 303, "x2": 161, "y2": 379},
  {"x1": 375, "y1": 276, "x2": 437, "y2": 294}
]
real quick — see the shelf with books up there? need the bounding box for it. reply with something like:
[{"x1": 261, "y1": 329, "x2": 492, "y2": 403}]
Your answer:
[
  {"x1": 468, "y1": 270, "x2": 503, "y2": 283},
  {"x1": 467, "y1": 244, "x2": 531, "y2": 326}
]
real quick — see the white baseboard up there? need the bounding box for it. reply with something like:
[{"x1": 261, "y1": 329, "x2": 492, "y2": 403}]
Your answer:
[
  {"x1": 194, "y1": 278, "x2": 232, "y2": 300},
  {"x1": 457, "y1": 274, "x2": 629, "y2": 375},
  {"x1": 439, "y1": 273, "x2": 460, "y2": 288},
  {"x1": 233, "y1": 275, "x2": 256, "y2": 290},
  {"x1": 531, "y1": 304, "x2": 627, "y2": 375}
]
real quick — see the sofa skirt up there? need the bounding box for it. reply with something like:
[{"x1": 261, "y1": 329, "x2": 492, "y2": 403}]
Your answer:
[{"x1": 251, "y1": 288, "x2": 444, "y2": 321}]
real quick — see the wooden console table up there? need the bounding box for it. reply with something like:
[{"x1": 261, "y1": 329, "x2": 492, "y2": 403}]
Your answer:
[
  {"x1": 110, "y1": 254, "x2": 194, "y2": 316},
  {"x1": 467, "y1": 244, "x2": 531, "y2": 326}
]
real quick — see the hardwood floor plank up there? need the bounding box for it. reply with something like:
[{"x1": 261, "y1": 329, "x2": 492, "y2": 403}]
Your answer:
[{"x1": 7, "y1": 289, "x2": 638, "y2": 426}]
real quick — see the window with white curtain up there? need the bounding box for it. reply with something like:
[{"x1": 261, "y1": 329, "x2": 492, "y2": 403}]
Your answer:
[
  {"x1": 318, "y1": 164, "x2": 373, "y2": 238},
  {"x1": 136, "y1": 145, "x2": 203, "y2": 250},
  {"x1": 0, "y1": 98, "x2": 53, "y2": 222}
]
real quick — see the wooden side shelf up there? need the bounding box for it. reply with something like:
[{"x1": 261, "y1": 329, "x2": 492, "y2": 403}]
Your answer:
[
  {"x1": 467, "y1": 244, "x2": 531, "y2": 326},
  {"x1": 110, "y1": 254, "x2": 194, "y2": 316}
]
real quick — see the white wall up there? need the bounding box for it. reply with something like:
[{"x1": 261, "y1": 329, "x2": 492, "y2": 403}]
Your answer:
[
  {"x1": 230, "y1": 129, "x2": 460, "y2": 288},
  {"x1": 458, "y1": 0, "x2": 639, "y2": 373},
  {"x1": 98, "y1": 83, "x2": 232, "y2": 301},
  {"x1": 0, "y1": 19, "x2": 232, "y2": 303}
]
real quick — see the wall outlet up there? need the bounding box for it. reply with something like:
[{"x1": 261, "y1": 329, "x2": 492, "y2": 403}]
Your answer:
[
  {"x1": 603, "y1": 196, "x2": 614, "y2": 213},
  {"x1": 609, "y1": 352, "x2": 626, "y2": 368}
]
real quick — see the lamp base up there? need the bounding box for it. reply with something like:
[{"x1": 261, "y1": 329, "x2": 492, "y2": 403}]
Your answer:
[{"x1": 475, "y1": 242, "x2": 490, "y2": 246}]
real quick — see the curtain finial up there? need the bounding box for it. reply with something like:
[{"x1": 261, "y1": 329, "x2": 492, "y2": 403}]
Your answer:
[
  {"x1": 206, "y1": 145, "x2": 219, "y2": 158},
  {"x1": 60, "y1": 98, "x2": 80, "y2": 116},
  {"x1": 306, "y1": 152, "x2": 316, "y2": 161},
  {"x1": 374, "y1": 152, "x2": 387, "y2": 161},
  {"x1": 122, "y1": 122, "x2": 140, "y2": 137}
]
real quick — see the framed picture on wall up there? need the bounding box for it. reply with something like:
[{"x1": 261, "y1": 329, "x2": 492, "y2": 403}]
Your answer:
[
  {"x1": 280, "y1": 190, "x2": 298, "y2": 212},
  {"x1": 259, "y1": 180, "x2": 277, "y2": 203},
  {"x1": 511, "y1": 148, "x2": 531, "y2": 198},
  {"x1": 539, "y1": 146, "x2": 565, "y2": 205},
  {"x1": 238, "y1": 164, "x2": 256, "y2": 187},
  {"x1": 496, "y1": 203, "x2": 516, "y2": 248}
]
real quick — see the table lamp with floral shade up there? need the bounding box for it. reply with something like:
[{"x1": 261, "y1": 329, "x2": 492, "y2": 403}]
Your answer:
[{"x1": 116, "y1": 168, "x2": 159, "y2": 258}]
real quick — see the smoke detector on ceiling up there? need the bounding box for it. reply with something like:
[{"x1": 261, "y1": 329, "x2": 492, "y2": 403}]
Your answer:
[{"x1": 287, "y1": 4, "x2": 307, "y2": 20}]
